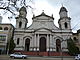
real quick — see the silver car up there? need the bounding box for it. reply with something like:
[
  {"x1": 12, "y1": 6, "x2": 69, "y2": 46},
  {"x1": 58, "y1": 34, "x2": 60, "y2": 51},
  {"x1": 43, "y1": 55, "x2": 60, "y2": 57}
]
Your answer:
[
  {"x1": 10, "y1": 52, "x2": 27, "y2": 59},
  {"x1": 75, "y1": 54, "x2": 80, "y2": 60}
]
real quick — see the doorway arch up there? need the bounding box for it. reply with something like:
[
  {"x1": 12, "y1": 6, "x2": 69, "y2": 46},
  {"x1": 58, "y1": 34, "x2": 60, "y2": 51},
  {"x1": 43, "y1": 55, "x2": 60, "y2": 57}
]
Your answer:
[
  {"x1": 25, "y1": 38, "x2": 30, "y2": 51},
  {"x1": 56, "y1": 39, "x2": 61, "y2": 52},
  {"x1": 39, "y1": 37, "x2": 46, "y2": 52}
]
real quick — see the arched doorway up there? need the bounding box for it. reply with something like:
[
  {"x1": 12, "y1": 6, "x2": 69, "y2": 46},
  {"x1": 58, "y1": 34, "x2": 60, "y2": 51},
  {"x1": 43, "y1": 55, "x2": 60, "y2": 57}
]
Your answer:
[
  {"x1": 56, "y1": 39, "x2": 61, "y2": 52},
  {"x1": 39, "y1": 37, "x2": 46, "y2": 52},
  {"x1": 25, "y1": 38, "x2": 30, "y2": 51}
]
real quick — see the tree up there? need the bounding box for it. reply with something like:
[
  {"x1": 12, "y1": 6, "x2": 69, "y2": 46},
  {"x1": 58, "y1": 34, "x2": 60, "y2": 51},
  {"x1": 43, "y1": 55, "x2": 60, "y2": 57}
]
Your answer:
[
  {"x1": 67, "y1": 38, "x2": 79, "y2": 55},
  {"x1": 0, "y1": 0, "x2": 34, "y2": 20},
  {"x1": 6, "y1": 38, "x2": 16, "y2": 54}
]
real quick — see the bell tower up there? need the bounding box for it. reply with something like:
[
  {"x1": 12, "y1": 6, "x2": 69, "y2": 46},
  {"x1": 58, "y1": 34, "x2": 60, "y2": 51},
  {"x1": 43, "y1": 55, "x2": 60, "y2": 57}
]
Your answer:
[
  {"x1": 58, "y1": 6, "x2": 71, "y2": 30},
  {"x1": 16, "y1": 6, "x2": 28, "y2": 28}
]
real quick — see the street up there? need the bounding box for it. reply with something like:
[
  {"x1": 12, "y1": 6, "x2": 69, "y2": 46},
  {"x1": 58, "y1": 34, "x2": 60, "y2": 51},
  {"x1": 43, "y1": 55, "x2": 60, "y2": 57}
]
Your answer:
[{"x1": 0, "y1": 55, "x2": 75, "y2": 60}]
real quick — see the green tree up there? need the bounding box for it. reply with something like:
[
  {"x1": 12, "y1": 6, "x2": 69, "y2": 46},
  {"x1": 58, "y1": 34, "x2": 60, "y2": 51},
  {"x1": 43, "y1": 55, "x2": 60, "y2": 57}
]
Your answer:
[
  {"x1": 67, "y1": 38, "x2": 79, "y2": 55},
  {"x1": 6, "y1": 38, "x2": 16, "y2": 54}
]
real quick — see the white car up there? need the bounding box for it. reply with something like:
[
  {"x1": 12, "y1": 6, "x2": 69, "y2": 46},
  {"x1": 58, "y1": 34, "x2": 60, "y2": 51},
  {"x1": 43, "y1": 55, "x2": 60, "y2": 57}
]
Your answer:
[
  {"x1": 75, "y1": 54, "x2": 80, "y2": 60},
  {"x1": 10, "y1": 52, "x2": 27, "y2": 59}
]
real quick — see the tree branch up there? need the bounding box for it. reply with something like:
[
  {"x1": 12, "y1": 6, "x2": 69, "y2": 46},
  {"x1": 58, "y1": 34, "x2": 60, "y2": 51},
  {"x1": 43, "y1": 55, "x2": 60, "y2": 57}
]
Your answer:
[{"x1": 0, "y1": 7, "x2": 6, "y2": 9}]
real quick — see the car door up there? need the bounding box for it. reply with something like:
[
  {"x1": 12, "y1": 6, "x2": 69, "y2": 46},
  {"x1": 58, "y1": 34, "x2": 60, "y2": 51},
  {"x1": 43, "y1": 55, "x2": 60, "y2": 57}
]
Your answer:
[{"x1": 17, "y1": 54, "x2": 22, "y2": 58}]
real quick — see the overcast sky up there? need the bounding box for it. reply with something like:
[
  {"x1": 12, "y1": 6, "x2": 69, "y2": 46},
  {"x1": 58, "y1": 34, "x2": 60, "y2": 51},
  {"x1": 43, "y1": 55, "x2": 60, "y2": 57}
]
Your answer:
[{"x1": 1, "y1": 0, "x2": 80, "y2": 32}]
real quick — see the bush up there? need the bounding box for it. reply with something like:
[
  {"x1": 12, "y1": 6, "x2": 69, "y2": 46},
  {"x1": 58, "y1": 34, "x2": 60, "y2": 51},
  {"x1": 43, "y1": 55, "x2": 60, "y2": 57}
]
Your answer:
[{"x1": 67, "y1": 38, "x2": 79, "y2": 55}]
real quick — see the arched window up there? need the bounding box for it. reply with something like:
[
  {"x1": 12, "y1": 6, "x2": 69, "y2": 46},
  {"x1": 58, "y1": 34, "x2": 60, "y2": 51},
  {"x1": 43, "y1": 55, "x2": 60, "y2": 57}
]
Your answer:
[
  {"x1": 0, "y1": 27, "x2": 2, "y2": 30},
  {"x1": 73, "y1": 37, "x2": 78, "y2": 42},
  {"x1": 4, "y1": 27, "x2": 8, "y2": 30},
  {"x1": 73, "y1": 37, "x2": 77, "y2": 40},
  {"x1": 56, "y1": 39, "x2": 61, "y2": 52},
  {"x1": 25, "y1": 38, "x2": 30, "y2": 51},
  {"x1": 19, "y1": 21, "x2": 22, "y2": 28},
  {"x1": 17, "y1": 38, "x2": 20, "y2": 45},
  {"x1": 64, "y1": 22, "x2": 68, "y2": 28}
]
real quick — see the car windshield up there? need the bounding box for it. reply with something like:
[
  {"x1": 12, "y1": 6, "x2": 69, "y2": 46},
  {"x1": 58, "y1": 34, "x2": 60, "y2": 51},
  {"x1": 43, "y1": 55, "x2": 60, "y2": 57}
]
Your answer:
[
  {"x1": 75, "y1": 54, "x2": 78, "y2": 56},
  {"x1": 14, "y1": 52, "x2": 22, "y2": 55}
]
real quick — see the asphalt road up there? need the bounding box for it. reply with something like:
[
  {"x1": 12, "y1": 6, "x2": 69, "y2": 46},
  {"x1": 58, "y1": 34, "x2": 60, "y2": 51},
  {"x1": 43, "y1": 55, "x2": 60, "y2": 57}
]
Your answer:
[{"x1": 0, "y1": 55, "x2": 75, "y2": 60}]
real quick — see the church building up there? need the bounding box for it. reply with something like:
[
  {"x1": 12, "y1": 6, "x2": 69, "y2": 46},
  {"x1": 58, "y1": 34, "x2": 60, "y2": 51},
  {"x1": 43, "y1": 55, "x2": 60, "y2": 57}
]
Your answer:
[{"x1": 14, "y1": 6, "x2": 72, "y2": 54}]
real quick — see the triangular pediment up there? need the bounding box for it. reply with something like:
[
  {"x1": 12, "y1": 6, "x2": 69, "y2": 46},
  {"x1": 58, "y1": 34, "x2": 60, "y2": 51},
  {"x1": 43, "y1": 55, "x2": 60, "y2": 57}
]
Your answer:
[
  {"x1": 37, "y1": 16, "x2": 49, "y2": 20},
  {"x1": 28, "y1": 11, "x2": 59, "y2": 30},
  {"x1": 32, "y1": 11, "x2": 54, "y2": 20},
  {"x1": 34, "y1": 28, "x2": 52, "y2": 32}
]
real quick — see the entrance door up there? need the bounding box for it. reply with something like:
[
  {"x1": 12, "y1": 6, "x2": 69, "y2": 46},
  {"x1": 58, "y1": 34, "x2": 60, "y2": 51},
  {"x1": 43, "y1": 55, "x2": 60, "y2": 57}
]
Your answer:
[
  {"x1": 39, "y1": 37, "x2": 46, "y2": 52},
  {"x1": 25, "y1": 38, "x2": 30, "y2": 51},
  {"x1": 56, "y1": 39, "x2": 61, "y2": 52}
]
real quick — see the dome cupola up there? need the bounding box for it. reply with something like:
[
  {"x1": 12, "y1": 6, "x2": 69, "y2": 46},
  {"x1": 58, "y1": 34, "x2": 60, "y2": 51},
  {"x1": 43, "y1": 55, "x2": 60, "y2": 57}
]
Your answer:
[
  {"x1": 59, "y1": 6, "x2": 67, "y2": 13},
  {"x1": 59, "y1": 6, "x2": 68, "y2": 18}
]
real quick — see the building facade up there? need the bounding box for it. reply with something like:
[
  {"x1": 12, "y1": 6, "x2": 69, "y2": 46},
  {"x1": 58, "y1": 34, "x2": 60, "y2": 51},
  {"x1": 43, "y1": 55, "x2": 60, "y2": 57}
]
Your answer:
[
  {"x1": 0, "y1": 24, "x2": 14, "y2": 54},
  {"x1": 14, "y1": 6, "x2": 72, "y2": 52}
]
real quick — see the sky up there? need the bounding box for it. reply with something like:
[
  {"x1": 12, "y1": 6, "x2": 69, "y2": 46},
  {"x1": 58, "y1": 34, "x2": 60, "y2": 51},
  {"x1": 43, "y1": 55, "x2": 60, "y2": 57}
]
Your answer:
[{"x1": 0, "y1": 0, "x2": 80, "y2": 32}]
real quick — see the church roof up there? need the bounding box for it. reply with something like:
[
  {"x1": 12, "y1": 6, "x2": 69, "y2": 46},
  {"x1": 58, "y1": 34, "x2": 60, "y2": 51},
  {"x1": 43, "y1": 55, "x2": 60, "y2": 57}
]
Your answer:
[
  {"x1": 32, "y1": 11, "x2": 54, "y2": 20},
  {"x1": 59, "y1": 6, "x2": 67, "y2": 13}
]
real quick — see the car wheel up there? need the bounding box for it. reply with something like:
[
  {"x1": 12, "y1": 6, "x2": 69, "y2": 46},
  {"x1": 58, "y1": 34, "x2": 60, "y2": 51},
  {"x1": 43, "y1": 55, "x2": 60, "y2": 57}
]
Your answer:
[
  {"x1": 12, "y1": 56, "x2": 15, "y2": 59},
  {"x1": 22, "y1": 56, "x2": 25, "y2": 59}
]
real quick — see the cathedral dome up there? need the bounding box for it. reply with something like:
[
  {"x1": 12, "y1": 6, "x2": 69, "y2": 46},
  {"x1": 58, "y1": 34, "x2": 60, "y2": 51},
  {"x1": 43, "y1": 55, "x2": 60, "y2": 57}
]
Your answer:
[
  {"x1": 19, "y1": 6, "x2": 27, "y2": 13},
  {"x1": 59, "y1": 6, "x2": 67, "y2": 13},
  {"x1": 77, "y1": 29, "x2": 80, "y2": 33}
]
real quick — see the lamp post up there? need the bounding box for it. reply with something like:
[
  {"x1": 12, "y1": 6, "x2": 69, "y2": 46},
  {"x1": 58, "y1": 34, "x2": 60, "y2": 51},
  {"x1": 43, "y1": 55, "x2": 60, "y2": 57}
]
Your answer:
[
  {"x1": 60, "y1": 28, "x2": 63, "y2": 60},
  {"x1": 7, "y1": 40, "x2": 10, "y2": 55}
]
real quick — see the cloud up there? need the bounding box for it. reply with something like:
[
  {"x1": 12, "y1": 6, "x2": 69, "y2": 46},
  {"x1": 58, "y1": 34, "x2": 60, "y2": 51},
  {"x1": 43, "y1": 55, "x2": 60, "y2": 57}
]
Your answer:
[
  {"x1": 44, "y1": 0, "x2": 80, "y2": 32},
  {"x1": 1, "y1": 0, "x2": 80, "y2": 32}
]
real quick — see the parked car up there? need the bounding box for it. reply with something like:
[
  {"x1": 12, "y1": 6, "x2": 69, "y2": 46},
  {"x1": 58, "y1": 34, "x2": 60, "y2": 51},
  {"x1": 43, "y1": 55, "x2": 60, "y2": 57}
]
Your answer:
[
  {"x1": 75, "y1": 54, "x2": 80, "y2": 60},
  {"x1": 10, "y1": 52, "x2": 27, "y2": 59}
]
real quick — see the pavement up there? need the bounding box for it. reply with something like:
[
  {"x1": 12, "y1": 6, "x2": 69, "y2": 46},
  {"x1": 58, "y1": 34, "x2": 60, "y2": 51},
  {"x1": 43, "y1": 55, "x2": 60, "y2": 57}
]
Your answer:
[{"x1": 0, "y1": 55, "x2": 75, "y2": 60}]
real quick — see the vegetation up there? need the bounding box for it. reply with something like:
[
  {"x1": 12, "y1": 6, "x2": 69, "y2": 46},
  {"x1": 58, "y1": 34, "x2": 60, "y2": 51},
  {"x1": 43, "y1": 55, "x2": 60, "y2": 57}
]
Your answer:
[
  {"x1": 6, "y1": 38, "x2": 16, "y2": 54},
  {"x1": 67, "y1": 38, "x2": 79, "y2": 55},
  {"x1": 0, "y1": 0, "x2": 34, "y2": 20}
]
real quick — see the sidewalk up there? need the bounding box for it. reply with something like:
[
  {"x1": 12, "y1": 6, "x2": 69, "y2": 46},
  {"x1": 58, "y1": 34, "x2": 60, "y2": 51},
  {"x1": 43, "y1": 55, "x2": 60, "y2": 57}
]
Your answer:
[
  {"x1": 0, "y1": 55, "x2": 9, "y2": 58},
  {"x1": 0, "y1": 55, "x2": 75, "y2": 60}
]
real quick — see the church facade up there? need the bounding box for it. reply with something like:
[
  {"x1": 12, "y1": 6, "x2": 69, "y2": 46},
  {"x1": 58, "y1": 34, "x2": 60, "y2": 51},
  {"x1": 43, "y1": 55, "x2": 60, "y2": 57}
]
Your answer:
[{"x1": 14, "y1": 6, "x2": 72, "y2": 52}]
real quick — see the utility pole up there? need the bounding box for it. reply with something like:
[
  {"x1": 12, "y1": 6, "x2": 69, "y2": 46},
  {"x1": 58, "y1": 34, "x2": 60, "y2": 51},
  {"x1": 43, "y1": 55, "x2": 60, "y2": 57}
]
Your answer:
[
  {"x1": 7, "y1": 40, "x2": 10, "y2": 55},
  {"x1": 61, "y1": 41, "x2": 63, "y2": 60},
  {"x1": 61, "y1": 29, "x2": 63, "y2": 60}
]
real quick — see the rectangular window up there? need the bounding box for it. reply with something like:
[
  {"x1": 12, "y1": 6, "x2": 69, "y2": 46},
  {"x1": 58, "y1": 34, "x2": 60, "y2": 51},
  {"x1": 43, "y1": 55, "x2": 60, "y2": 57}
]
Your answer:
[
  {"x1": 17, "y1": 38, "x2": 20, "y2": 45},
  {"x1": 0, "y1": 35, "x2": 6, "y2": 41}
]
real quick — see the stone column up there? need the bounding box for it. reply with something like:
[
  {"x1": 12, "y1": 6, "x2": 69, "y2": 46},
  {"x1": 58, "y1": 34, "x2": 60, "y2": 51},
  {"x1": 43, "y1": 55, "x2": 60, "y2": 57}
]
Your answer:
[
  {"x1": 29, "y1": 35, "x2": 33, "y2": 51},
  {"x1": 34, "y1": 34, "x2": 36, "y2": 51},
  {"x1": 47, "y1": 34, "x2": 49, "y2": 51},
  {"x1": 37, "y1": 34, "x2": 39, "y2": 51},
  {"x1": 50, "y1": 34, "x2": 53, "y2": 51}
]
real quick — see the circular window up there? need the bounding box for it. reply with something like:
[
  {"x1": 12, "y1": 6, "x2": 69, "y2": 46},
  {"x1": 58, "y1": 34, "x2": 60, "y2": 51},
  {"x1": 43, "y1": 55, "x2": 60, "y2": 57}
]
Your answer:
[{"x1": 4, "y1": 27, "x2": 8, "y2": 30}]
